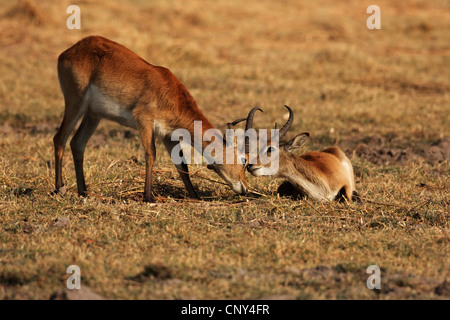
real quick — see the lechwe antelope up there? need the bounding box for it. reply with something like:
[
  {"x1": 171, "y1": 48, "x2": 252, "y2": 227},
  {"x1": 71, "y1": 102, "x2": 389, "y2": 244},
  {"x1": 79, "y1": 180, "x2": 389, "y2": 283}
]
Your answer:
[
  {"x1": 53, "y1": 36, "x2": 248, "y2": 202},
  {"x1": 245, "y1": 106, "x2": 358, "y2": 202}
]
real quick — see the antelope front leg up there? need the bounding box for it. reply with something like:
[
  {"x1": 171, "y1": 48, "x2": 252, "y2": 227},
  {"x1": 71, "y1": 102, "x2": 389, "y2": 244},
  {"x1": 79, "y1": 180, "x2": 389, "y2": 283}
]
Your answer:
[
  {"x1": 162, "y1": 137, "x2": 199, "y2": 200},
  {"x1": 139, "y1": 124, "x2": 156, "y2": 202}
]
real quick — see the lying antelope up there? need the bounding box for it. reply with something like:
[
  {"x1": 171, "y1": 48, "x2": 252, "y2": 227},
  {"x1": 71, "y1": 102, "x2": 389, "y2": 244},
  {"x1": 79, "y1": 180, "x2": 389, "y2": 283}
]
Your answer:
[
  {"x1": 53, "y1": 36, "x2": 248, "y2": 202},
  {"x1": 245, "y1": 106, "x2": 358, "y2": 202}
]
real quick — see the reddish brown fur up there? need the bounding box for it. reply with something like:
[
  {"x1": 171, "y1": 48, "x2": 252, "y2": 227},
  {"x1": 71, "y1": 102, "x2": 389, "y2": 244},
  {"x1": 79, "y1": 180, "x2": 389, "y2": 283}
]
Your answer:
[
  {"x1": 58, "y1": 36, "x2": 214, "y2": 133},
  {"x1": 54, "y1": 36, "x2": 247, "y2": 202},
  {"x1": 293, "y1": 148, "x2": 354, "y2": 201},
  {"x1": 249, "y1": 134, "x2": 356, "y2": 202}
]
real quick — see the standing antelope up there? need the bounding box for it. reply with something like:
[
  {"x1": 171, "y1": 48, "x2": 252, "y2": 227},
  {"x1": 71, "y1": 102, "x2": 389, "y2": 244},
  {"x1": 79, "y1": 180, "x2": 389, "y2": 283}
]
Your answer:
[
  {"x1": 245, "y1": 106, "x2": 358, "y2": 202},
  {"x1": 53, "y1": 36, "x2": 248, "y2": 202}
]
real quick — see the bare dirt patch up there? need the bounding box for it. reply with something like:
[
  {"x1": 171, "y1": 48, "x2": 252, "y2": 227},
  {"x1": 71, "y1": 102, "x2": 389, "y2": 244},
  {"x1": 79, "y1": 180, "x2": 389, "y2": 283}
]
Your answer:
[{"x1": 352, "y1": 136, "x2": 449, "y2": 165}]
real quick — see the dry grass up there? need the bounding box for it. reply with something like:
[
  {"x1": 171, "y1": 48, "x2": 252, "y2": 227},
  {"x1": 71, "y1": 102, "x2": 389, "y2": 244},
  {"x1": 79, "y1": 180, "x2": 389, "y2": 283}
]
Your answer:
[{"x1": 0, "y1": 0, "x2": 449, "y2": 299}]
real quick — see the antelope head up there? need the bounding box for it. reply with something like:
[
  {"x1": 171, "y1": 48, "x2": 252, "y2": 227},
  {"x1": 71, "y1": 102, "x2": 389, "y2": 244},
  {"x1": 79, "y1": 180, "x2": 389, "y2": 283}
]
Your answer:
[{"x1": 244, "y1": 105, "x2": 307, "y2": 177}]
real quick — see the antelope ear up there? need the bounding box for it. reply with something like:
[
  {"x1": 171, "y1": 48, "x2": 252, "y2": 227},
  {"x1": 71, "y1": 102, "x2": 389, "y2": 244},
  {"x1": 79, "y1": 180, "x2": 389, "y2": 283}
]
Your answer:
[{"x1": 282, "y1": 132, "x2": 309, "y2": 152}]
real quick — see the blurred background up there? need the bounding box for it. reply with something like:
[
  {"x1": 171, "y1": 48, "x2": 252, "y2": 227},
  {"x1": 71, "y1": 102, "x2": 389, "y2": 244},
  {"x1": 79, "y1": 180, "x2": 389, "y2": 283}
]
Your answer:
[{"x1": 1, "y1": 0, "x2": 448, "y2": 151}]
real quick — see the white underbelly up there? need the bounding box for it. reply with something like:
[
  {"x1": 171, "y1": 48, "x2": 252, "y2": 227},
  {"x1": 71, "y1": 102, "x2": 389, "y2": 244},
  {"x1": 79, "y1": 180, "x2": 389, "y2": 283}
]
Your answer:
[{"x1": 87, "y1": 85, "x2": 138, "y2": 129}]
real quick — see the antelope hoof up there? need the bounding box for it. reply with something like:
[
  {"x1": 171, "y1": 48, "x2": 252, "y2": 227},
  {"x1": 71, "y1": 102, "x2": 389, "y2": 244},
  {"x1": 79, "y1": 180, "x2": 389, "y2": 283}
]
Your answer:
[
  {"x1": 190, "y1": 191, "x2": 200, "y2": 200},
  {"x1": 51, "y1": 184, "x2": 67, "y2": 197},
  {"x1": 143, "y1": 194, "x2": 155, "y2": 203},
  {"x1": 78, "y1": 191, "x2": 88, "y2": 198}
]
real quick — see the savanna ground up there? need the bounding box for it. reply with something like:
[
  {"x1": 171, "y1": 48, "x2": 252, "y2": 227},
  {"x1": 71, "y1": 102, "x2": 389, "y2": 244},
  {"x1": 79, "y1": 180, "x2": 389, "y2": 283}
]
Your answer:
[{"x1": 0, "y1": 0, "x2": 449, "y2": 300}]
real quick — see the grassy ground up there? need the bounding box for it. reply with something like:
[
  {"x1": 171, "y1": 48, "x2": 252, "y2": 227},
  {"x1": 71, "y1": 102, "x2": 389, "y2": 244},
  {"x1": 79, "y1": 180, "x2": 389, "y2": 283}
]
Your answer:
[{"x1": 0, "y1": 0, "x2": 449, "y2": 299}]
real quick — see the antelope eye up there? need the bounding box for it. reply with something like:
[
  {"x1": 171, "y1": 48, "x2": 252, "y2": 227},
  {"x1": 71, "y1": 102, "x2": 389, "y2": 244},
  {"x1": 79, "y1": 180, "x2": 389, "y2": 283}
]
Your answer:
[{"x1": 267, "y1": 146, "x2": 276, "y2": 154}]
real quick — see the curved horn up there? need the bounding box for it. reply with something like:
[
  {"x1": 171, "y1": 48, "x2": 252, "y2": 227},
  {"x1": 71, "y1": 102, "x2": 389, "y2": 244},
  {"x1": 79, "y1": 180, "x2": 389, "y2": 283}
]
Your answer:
[
  {"x1": 225, "y1": 118, "x2": 246, "y2": 141},
  {"x1": 245, "y1": 107, "x2": 263, "y2": 131},
  {"x1": 231, "y1": 118, "x2": 247, "y2": 126},
  {"x1": 278, "y1": 105, "x2": 294, "y2": 139},
  {"x1": 244, "y1": 107, "x2": 263, "y2": 154}
]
